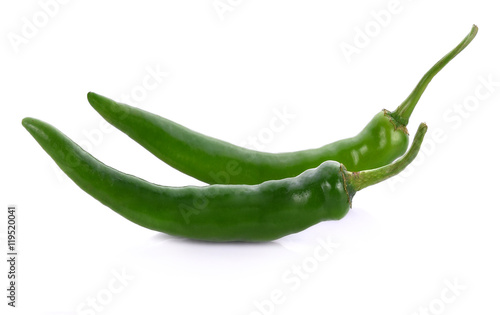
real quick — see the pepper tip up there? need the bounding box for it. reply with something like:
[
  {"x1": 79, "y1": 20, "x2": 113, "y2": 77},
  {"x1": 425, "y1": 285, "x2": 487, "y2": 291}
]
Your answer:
[
  {"x1": 22, "y1": 117, "x2": 34, "y2": 129},
  {"x1": 87, "y1": 91, "x2": 114, "y2": 109},
  {"x1": 87, "y1": 91, "x2": 97, "y2": 104},
  {"x1": 21, "y1": 117, "x2": 41, "y2": 135}
]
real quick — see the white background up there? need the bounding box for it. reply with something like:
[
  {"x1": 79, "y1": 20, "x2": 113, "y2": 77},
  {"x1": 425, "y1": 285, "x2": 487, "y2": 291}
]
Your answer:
[{"x1": 1, "y1": 1, "x2": 499, "y2": 314}]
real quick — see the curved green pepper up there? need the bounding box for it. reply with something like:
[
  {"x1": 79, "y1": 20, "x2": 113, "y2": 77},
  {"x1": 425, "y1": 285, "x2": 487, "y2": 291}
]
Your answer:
[
  {"x1": 87, "y1": 25, "x2": 476, "y2": 185},
  {"x1": 22, "y1": 117, "x2": 427, "y2": 242}
]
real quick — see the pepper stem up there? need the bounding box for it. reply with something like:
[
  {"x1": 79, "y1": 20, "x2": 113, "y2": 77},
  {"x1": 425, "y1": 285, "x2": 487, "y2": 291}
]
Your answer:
[
  {"x1": 347, "y1": 122, "x2": 428, "y2": 191},
  {"x1": 390, "y1": 25, "x2": 478, "y2": 126}
]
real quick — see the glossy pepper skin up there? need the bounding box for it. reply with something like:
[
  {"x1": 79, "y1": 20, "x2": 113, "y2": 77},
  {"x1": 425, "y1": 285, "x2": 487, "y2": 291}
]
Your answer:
[
  {"x1": 22, "y1": 117, "x2": 427, "y2": 242},
  {"x1": 87, "y1": 25, "x2": 476, "y2": 185}
]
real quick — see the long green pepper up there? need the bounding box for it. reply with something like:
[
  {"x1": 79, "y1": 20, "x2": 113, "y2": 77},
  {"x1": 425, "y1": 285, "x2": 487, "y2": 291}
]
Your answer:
[
  {"x1": 87, "y1": 25, "x2": 477, "y2": 185},
  {"x1": 22, "y1": 117, "x2": 427, "y2": 242}
]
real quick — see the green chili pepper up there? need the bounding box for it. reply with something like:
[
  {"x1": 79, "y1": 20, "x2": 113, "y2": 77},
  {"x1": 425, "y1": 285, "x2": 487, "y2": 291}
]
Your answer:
[
  {"x1": 87, "y1": 25, "x2": 476, "y2": 185},
  {"x1": 22, "y1": 117, "x2": 427, "y2": 242}
]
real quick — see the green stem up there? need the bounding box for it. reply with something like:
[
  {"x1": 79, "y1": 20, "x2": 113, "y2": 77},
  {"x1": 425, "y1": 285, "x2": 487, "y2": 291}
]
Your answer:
[
  {"x1": 348, "y1": 122, "x2": 428, "y2": 191},
  {"x1": 391, "y1": 25, "x2": 478, "y2": 126}
]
